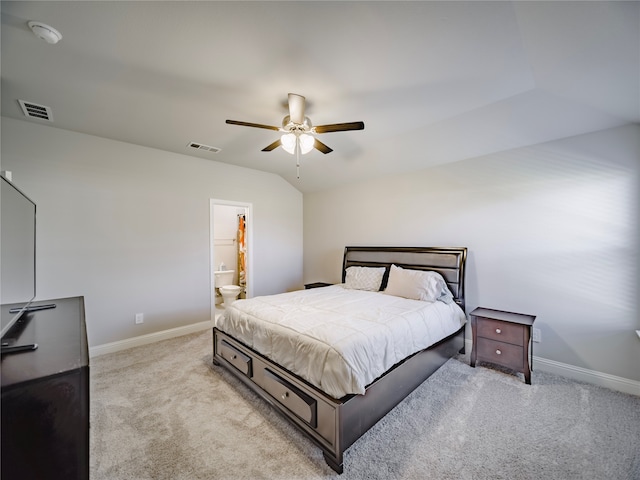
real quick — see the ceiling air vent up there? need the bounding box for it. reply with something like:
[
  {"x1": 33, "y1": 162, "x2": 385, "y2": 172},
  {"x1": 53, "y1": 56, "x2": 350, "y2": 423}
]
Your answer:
[
  {"x1": 18, "y1": 100, "x2": 53, "y2": 122},
  {"x1": 188, "y1": 142, "x2": 221, "y2": 154}
]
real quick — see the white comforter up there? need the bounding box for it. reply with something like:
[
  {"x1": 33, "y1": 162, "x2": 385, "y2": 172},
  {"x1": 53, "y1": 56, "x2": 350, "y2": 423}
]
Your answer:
[{"x1": 216, "y1": 285, "x2": 466, "y2": 399}]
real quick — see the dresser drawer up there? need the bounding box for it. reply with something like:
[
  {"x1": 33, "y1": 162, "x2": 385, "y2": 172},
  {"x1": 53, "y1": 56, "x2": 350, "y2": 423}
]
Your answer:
[
  {"x1": 476, "y1": 338, "x2": 524, "y2": 369},
  {"x1": 477, "y1": 318, "x2": 525, "y2": 346},
  {"x1": 262, "y1": 368, "x2": 317, "y2": 428},
  {"x1": 219, "y1": 339, "x2": 253, "y2": 377}
]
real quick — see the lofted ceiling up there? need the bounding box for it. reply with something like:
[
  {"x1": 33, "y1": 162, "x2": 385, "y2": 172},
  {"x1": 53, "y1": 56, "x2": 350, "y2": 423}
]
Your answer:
[{"x1": 1, "y1": 1, "x2": 638, "y2": 193}]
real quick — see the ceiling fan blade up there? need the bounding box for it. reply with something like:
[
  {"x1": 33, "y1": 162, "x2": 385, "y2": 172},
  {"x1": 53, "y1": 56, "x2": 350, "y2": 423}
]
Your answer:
[
  {"x1": 288, "y1": 93, "x2": 306, "y2": 125},
  {"x1": 226, "y1": 119, "x2": 280, "y2": 131},
  {"x1": 314, "y1": 138, "x2": 333, "y2": 154},
  {"x1": 314, "y1": 121, "x2": 365, "y2": 134},
  {"x1": 261, "y1": 139, "x2": 282, "y2": 152}
]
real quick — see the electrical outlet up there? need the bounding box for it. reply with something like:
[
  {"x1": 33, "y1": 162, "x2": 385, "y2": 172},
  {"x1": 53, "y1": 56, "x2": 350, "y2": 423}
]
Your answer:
[
  {"x1": 135, "y1": 313, "x2": 144, "y2": 324},
  {"x1": 532, "y1": 327, "x2": 541, "y2": 343}
]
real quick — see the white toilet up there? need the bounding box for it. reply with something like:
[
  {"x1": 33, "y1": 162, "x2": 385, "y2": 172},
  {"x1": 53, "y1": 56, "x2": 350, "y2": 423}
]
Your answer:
[{"x1": 214, "y1": 270, "x2": 243, "y2": 307}]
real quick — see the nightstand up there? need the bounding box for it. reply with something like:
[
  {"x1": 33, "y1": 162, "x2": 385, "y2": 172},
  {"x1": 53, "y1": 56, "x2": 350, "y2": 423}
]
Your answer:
[
  {"x1": 304, "y1": 282, "x2": 333, "y2": 289},
  {"x1": 470, "y1": 307, "x2": 537, "y2": 384}
]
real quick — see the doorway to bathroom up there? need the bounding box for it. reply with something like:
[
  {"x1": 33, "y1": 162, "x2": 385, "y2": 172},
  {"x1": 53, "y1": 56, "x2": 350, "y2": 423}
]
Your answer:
[{"x1": 210, "y1": 199, "x2": 252, "y2": 318}]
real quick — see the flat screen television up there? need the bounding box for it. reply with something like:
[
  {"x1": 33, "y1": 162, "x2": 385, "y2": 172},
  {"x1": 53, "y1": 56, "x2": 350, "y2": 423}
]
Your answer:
[{"x1": 1, "y1": 175, "x2": 37, "y2": 339}]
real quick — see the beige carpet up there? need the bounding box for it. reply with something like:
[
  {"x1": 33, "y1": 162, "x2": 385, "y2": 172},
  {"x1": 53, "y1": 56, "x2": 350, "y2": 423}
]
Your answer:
[{"x1": 90, "y1": 330, "x2": 640, "y2": 479}]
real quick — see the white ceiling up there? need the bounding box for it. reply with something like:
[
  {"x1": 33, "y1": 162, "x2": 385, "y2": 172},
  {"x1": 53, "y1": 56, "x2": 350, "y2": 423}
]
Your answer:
[{"x1": 1, "y1": 1, "x2": 638, "y2": 193}]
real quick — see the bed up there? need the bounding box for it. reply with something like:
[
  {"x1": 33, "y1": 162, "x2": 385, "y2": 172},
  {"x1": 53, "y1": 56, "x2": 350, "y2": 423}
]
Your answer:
[{"x1": 212, "y1": 246, "x2": 467, "y2": 473}]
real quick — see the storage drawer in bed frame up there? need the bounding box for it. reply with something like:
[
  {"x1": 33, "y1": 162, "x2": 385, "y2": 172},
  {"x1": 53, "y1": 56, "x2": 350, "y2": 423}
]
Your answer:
[
  {"x1": 218, "y1": 339, "x2": 253, "y2": 376},
  {"x1": 213, "y1": 329, "x2": 337, "y2": 452}
]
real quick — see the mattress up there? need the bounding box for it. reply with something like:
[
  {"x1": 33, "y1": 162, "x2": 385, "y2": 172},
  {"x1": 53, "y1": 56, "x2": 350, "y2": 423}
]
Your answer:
[{"x1": 216, "y1": 285, "x2": 466, "y2": 398}]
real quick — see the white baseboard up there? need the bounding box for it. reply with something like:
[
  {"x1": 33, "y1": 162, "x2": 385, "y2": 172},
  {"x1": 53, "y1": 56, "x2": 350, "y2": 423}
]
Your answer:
[
  {"x1": 89, "y1": 320, "x2": 214, "y2": 358},
  {"x1": 533, "y1": 356, "x2": 640, "y2": 396},
  {"x1": 464, "y1": 339, "x2": 639, "y2": 396}
]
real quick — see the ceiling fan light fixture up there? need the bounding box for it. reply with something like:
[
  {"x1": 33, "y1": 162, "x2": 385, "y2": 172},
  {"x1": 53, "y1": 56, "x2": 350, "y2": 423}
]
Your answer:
[
  {"x1": 299, "y1": 134, "x2": 315, "y2": 154},
  {"x1": 281, "y1": 133, "x2": 297, "y2": 154},
  {"x1": 281, "y1": 132, "x2": 315, "y2": 155}
]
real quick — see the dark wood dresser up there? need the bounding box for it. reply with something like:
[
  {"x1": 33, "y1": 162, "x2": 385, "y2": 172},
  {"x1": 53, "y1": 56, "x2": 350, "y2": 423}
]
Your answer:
[
  {"x1": 470, "y1": 307, "x2": 536, "y2": 384},
  {"x1": 1, "y1": 296, "x2": 89, "y2": 480}
]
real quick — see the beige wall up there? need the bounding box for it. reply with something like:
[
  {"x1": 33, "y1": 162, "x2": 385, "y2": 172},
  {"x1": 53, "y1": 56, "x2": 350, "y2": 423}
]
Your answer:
[
  {"x1": 1, "y1": 117, "x2": 303, "y2": 347},
  {"x1": 304, "y1": 124, "x2": 640, "y2": 384}
]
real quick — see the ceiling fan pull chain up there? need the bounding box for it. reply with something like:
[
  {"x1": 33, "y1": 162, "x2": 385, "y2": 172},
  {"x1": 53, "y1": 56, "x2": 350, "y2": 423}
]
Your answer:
[{"x1": 296, "y1": 143, "x2": 301, "y2": 179}]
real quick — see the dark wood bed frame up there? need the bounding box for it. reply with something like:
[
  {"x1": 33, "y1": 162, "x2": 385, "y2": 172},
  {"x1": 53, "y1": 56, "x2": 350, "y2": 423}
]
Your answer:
[{"x1": 212, "y1": 246, "x2": 468, "y2": 473}]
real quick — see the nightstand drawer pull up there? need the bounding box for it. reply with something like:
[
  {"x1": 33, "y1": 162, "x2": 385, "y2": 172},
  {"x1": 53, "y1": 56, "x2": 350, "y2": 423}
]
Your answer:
[
  {"x1": 495, "y1": 328, "x2": 501, "y2": 334},
  {"x1": 496, "y1": 349, "x2": 502, "y2": 355}
]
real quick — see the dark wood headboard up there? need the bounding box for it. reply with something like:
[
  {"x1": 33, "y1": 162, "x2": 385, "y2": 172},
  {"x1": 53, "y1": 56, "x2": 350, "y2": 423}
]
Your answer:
[{"x1": 341, "y1": 246, "x2": 468, "y2": 311}]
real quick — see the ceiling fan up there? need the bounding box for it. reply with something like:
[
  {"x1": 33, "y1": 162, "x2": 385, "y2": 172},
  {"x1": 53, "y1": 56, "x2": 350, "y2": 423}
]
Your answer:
[{"x1": 226, "y1": 93, "x2": 364, "y2": 177}]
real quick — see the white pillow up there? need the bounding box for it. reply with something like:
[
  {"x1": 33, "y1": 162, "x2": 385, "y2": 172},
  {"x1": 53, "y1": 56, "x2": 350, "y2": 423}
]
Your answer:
[
  {"x1": 384, "y1": 265, "x2": 453, "y2": 303},
  {"x1": 344, "y1": 266, "x2": 386, "y2": 291}
]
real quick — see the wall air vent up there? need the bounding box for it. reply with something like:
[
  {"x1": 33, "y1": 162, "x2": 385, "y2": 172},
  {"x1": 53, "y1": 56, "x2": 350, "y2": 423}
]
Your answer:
[
  {"x1": 18, "y1": 100, "x2": 53, "y2": 122},
  {"x1": 187, "y1": 142, "x2": 221, "y2": 154}
]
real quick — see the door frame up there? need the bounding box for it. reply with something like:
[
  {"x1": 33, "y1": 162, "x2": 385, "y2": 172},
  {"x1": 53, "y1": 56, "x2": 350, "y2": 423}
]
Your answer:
[{"x1": 210, "y1": 198, "x2": 253, "y2": 319}]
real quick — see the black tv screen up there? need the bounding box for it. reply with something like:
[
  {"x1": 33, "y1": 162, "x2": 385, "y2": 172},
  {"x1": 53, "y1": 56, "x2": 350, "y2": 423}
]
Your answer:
[{"x1": 1, "y1": 175, "x2": 36, "y2": 338}]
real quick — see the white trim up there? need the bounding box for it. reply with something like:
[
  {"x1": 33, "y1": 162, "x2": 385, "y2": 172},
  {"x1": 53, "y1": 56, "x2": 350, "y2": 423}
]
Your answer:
[
  {"x1": 210, "y1": 199, "x2": 253, "y2": 316},
  {"x1": 533, "y1": 355, "x2": 640, "y2": 396},
  {"x1": 464, "y1": 338, "x2": 639, "y2": 395},
  {"x1": 465, "y1": 338, "x2": 473, "y2": 354},
  {"x1": 89, "y1": 320, "x2": 213, "y2": 358}
]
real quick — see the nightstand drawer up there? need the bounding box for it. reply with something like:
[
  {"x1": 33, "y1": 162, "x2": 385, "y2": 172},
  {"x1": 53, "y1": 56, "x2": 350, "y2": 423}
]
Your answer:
[
  {"x1": 476, "y1": 338, "x2": 524, "y2": 369},
  {"x1": 477, "y1": 318, "x2": 525, "y2": 346}
]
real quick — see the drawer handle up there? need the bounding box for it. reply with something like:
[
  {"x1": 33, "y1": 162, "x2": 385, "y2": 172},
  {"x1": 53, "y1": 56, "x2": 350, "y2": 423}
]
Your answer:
[
  {"x1": 281, "y1": 391, "x2": 289, "y2": 400},
  {"x1": 495, "y1": 328, "x2": 501, "y2": 334},
  {"x1": 231, "y1": 354, "x2": 237, "y2": 360},
  {"x1": 496, "y1": 349, "x2": 502, "y2": 355}
]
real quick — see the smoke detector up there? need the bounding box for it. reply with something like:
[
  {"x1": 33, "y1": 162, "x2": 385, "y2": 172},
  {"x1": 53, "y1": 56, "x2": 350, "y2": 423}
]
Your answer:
[{"x1": 28, "y1": 21, "x2": 62, "y2": 44}]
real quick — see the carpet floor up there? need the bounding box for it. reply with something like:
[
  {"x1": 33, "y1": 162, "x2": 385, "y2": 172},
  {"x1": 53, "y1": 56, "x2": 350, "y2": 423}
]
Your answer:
[{"x1": 90, "y1": 330, "x2": 640, "y2": 479}]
